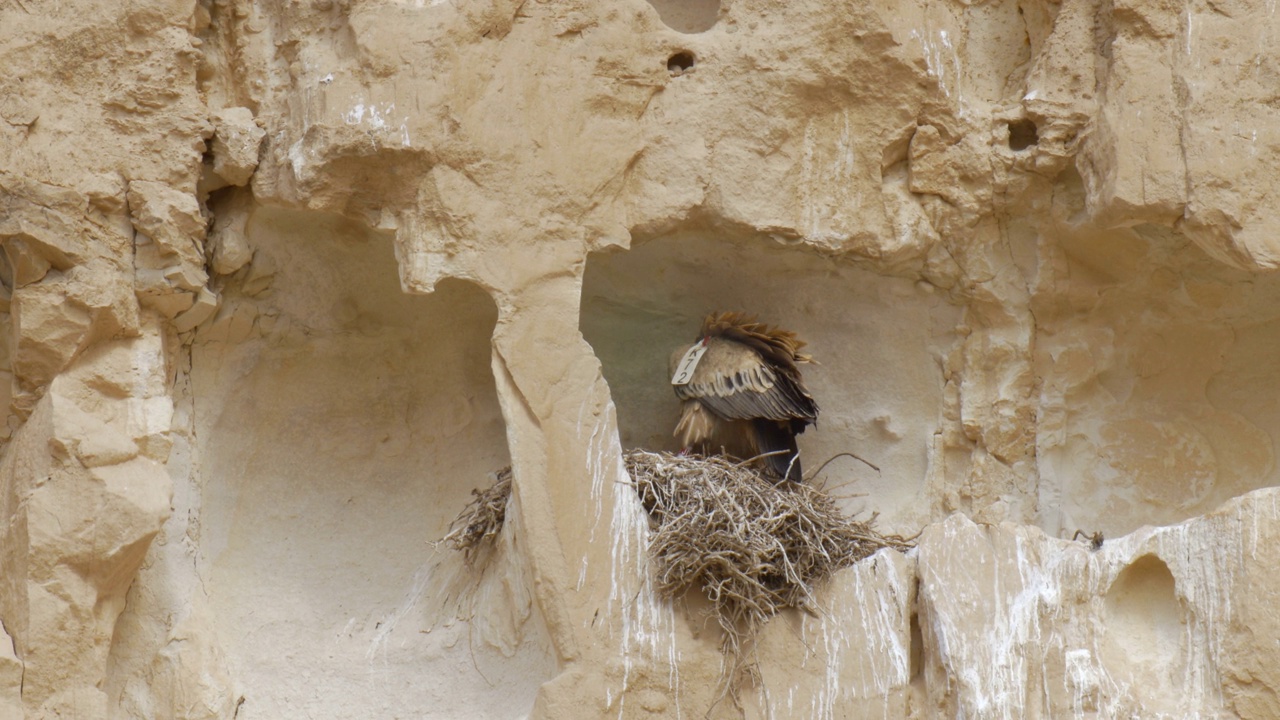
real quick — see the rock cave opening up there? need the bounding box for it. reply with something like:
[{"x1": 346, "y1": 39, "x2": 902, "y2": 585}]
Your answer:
[
  {"x1": 579, "y1": 230, "x2": 960, "y2": 534},
  {"x1": 1007, "y1": 118, "x2": 1038, "y2": 151},
  {"x1": 667, "y1": 51, "x2": 696, "y2": 74},
  {"x1": 908, "y1": 607, "x2": 924, "y2": 683},
  {"x1": 645, "y1": 0, "x2": 720, "y2": 34},
  {"x1": 1101, "y1": 553, "x2": 1186, "y2": 713},
  {"x1": 184, "y1": 206, "x2": 555, "y2": 719},
  {"x1": 1034, "y1": 223, "x2": 1280, "y2": 538}
]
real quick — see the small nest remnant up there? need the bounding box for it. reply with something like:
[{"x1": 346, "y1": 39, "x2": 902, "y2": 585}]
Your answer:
[
  {"x1": 625, "y1": 450, "x2": 912, "y2": 660},
  {"x1": 442, "y1": 466, "x2": 512, "y2": 562}
]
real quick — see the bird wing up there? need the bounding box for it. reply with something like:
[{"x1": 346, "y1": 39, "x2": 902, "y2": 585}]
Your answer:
[
  {"x1": 750, "y1": 418, "x2": 804, "y2": 481},
  {"x1": 671, "y1": 336, "x2": 818, "y2": 422}
]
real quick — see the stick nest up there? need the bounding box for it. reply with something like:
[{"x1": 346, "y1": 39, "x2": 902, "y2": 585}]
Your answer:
[
  {"x1": 624, "y1": 450, "x2": 912, "y2": 658},
  {"x1": 445, "y1": 451, "x2": 913, "y2": 691},
  {"x1": 442, "y1": 466, "x2": 512, "y2": 562}
]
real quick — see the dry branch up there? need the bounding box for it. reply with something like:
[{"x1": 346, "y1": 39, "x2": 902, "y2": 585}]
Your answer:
[
  {"x1": 441, "y1": 466, "x2": 512, "y2": 562},
  {"x1": 444, "y1": 450, "x2": 914, "y2": 704}
]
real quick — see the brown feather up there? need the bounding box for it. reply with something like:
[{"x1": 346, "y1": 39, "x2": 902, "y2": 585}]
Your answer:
[
  {"x1": 704, "y1": 312, "x2": 811, "y2": 363},
  {"x1": 669, "y1": 312, "x2": 818, "y2": 483}
]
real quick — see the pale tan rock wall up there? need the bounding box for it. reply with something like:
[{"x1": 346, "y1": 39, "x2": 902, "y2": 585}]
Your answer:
[{"x1": 4, "y1": 0, "x2": 1280, "y2": 717}]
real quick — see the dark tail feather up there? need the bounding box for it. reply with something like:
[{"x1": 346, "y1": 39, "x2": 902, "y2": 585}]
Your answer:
[{"x1": 752, "y1": 419, "x2": 802, "y2": 483}]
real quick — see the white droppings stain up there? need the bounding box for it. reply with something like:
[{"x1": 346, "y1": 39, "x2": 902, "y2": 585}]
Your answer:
[
  {"x1": 799, "y1": 111, "x2": 862, "y2": 245},
  {"x1": 343, "y1": 100, "x2": 412, "y2": 147},
  {"x1": 919, "y1": 517, "x2": 1097, "y2": 719},
  {"x1": 585, "y1": 404, "x2": 608, "y2": 544},
  {"x1": 915, "y1": 492, "x2": 1280, "y2": 718},
  {"x1": 755, "y1": 551, "x2": 912, "y2": 719},
  {"x1": 1185, "y1": 10, "x2": 1195, "y2": 57},
  {"x1": 367, "y1": 562, "x2": 433, "y2": 663},
  {"x1": 1063, "y1": 648, "x2": 1102, "y2": 717},
  {"x1": 320, "y1": 73, "x2": 334, "y2": 85},
  {"x1": 913, "y1": 27, "x2": 966, "y2": 114},
  {"x1": 287, "y1": 138, "x2": 309, "y2": 178},
  {"x1": 344, "y1": 103, "x2": 366, "y2": 124},
  {"x1": 583, "y1": 405, "x2": 681, "y2": 718}
]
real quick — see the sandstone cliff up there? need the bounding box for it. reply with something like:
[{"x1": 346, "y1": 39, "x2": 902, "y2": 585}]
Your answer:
[{"x1": 3, "y1": 0, "x2": 1280, "y2": 717}]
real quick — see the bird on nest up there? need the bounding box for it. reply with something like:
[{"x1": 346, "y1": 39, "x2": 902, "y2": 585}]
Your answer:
[{"x1": 669, "y1": 311, "x2": 819, "y2": 483}]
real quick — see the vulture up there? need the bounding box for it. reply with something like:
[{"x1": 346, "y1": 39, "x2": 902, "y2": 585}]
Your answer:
[{"x1": 669, "y1": 312, "x2": 819, "y2": 483}]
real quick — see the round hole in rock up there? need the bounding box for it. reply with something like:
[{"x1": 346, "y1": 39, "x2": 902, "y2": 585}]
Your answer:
[
  {"x1": 646, "y1": 0, "x2": 719, "y2": 34},
  {"x1": 1008, "y1": 118, "x2": 1039, "y2": 151},
  {"x1": 187, "y1": 206, "x2": 555, "y2": 719},
  {"x1": 667, "y1": 51, "x2": 695, "y2": 74}
]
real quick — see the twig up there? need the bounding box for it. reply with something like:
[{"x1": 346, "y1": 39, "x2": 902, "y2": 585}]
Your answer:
[{"x1": 806, "y1": 451, "x2": 881, "y2": 482}]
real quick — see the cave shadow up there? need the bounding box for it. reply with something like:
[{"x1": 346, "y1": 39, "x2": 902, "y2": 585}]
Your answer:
[
  {"x1": 187, "y1": 206, "x2": 554, "y2": 719},
  {"x1": 579, "y1": 230, "x2": 960, "y2": 533}
]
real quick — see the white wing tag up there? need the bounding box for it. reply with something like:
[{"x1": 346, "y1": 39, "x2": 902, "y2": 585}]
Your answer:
[{"x1": 671, "y1": 342, "x2": 707, "y2": 386}]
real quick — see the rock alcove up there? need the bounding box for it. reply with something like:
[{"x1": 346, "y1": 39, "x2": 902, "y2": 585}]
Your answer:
[{"x1": 580, "y1": 229, "x2": 958, "y2": 533}]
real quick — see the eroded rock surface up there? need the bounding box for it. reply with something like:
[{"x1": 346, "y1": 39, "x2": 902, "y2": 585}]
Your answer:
[{"x1": 3, "y1": 0, "x2": 1280, "y2": 717}]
